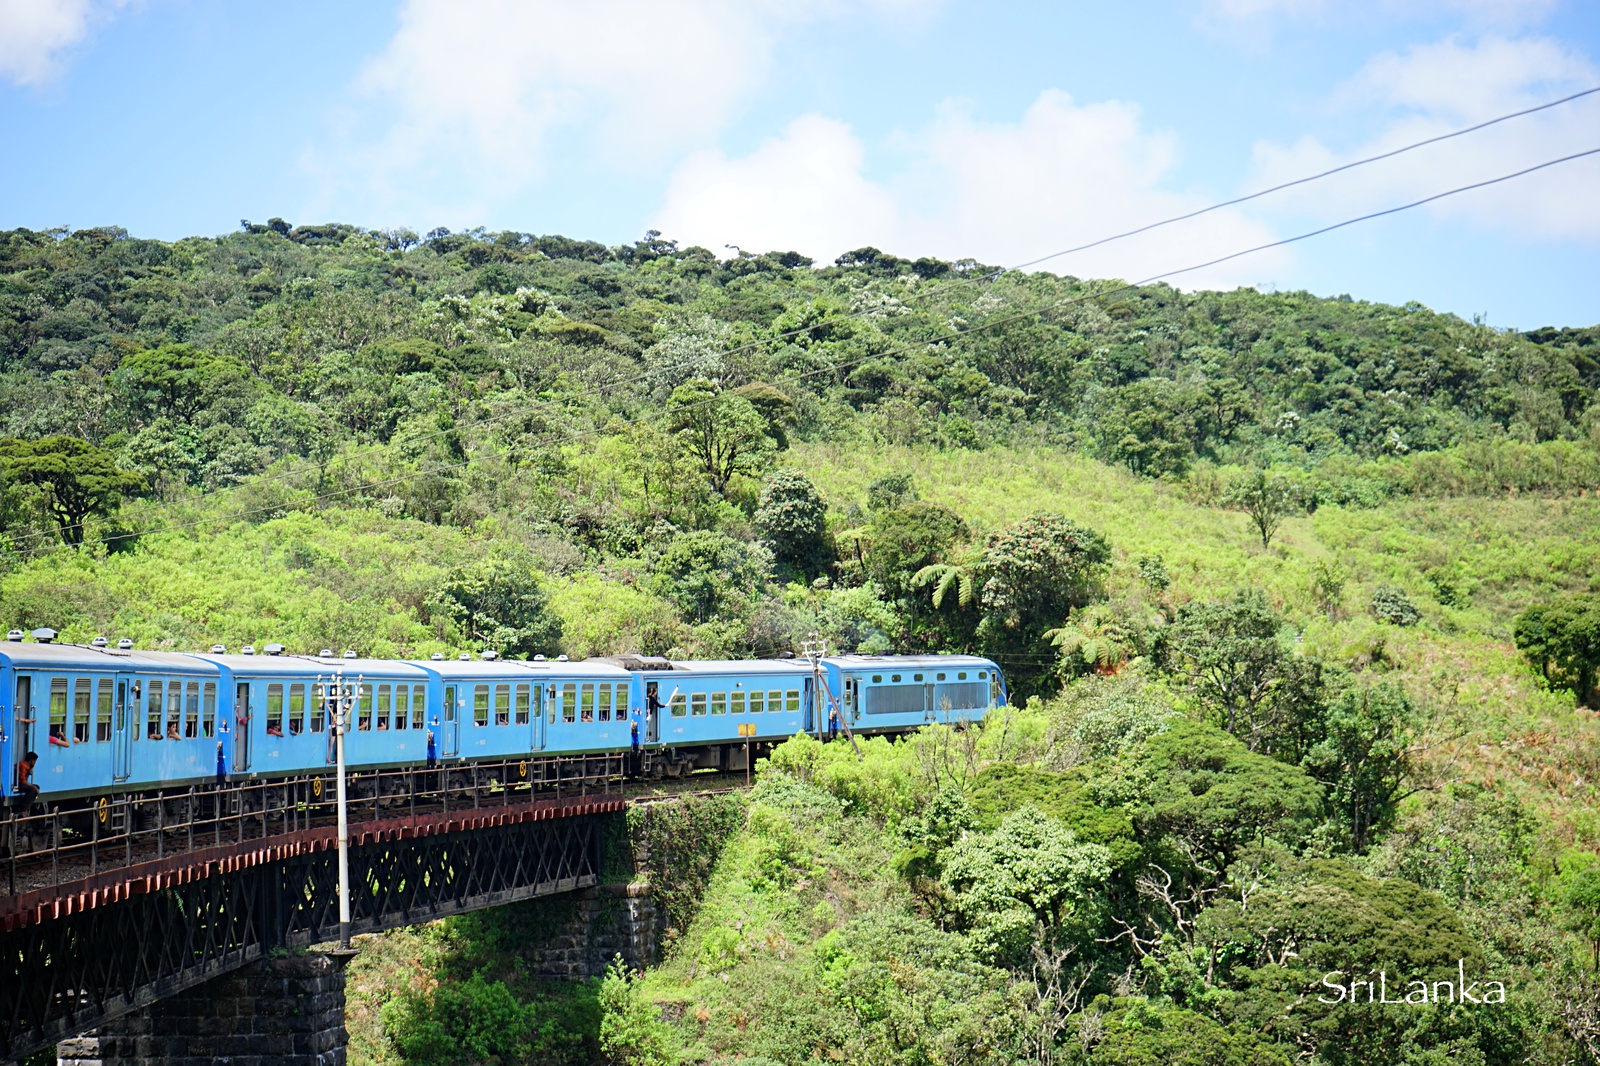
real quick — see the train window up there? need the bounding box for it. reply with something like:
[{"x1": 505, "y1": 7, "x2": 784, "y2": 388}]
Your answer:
[
  {"x1": 145, "y1": 680, "x2": 161, "y2": 739},
  {"x1": 311, "y1": 686, "x2": 327, "y2": 733},
  {"x1": 266, "y1": 684, "x2": 284, "y2": 737},
  {"x1": 14, "y1": 676, "x2": 32, "y2": 750},
  {"x1": 598, "y1": 684, "x2": 612, "y2": 722},
  {"x1": 979, "y1": 671, "x2": 987, "y2": 680},
  {"x1": 49, "y1": 678, "x2": 68, "y2": 745},
  {"x1": 710, "y1": 692, "x2": 726, "y2": 715},
  {"x1": 914, "y1": 673, "x2": 923, "y2": 682},
  {"x1": 578, "y1": 683, "x2": 593, "y2": 722},
  {"x1": 359, "y1": 684, "x2": 374, "y2": 730},
  {"x1": 670, "y1": 692, "x2": 686, "y2": 717},
  {"x1": 203, "y1": 683, "x2": 217, "y2": 737},
  {"x1": 786, "y1": 689, "x2": 801, "y2": 713},
  {"x1": 473, "y1": 685, "x2": 489, "y2": 727},
  {"x1": 394, "y1": 685, "x2": 408, "y2": 731},
  {"x1": 615, "y1": 684, "x2": 629, "y2": 719},
  {"x1": 74, "y1": 679, "x2": 91, "y2": 743},
  {"x1": 768, "y1": 690, "x2": 783, "y2": 713},
  {"x1": 412, "y1": 686, "x2": 427, "y2": 730},
  {"x1": 495, "y1": 684, "x2": 510, "y2": 726},
  {"x1": 185, "y1": 682, "x2": 200, "y2": 738},
  {"x1": 377, "y1": 685, "x2": 392, "y2": 730},
  {"x1": 872, "y1": 675, "x2": 882, "y2": 683},
  {"x1": 690, "y1": 692, "x2": 706, "y2": 716},
  {"x1": 288, "y1": 684, "x2": 306, "y2": 734},
  {"x1": 166, "y1": 682, "x2": 182, "y2": 740},
  {"x1": 562, "y1": 683, "x2": 577, "y2": 724},
  {"x1": 890, "y1": 674, "x2": 901, "y2": 684},
  {"x1": 515, "y1": 684, "x2": 531, "y2": 725},
  {"x1": 937, "y1": 672, "x2": 947, "y2": 681},
  {"x1": 748, "y1": 690, "x2": 763, "y2": 713},
  {"x1": 730, "y1": 690, "x2": 745, "y2": 714},
  {"x1": 97, "y1": 678, "x2": 113, "y2": 742}
]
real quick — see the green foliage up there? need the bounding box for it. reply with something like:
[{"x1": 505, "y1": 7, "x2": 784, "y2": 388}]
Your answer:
[
  {"x1": 1303, "y1": 680, "x2": 1420, "y2": 850},
  {"x1": 1515, "y1": 593, "x2": 1600, "y2": 705},
  {"x1": 942, "y1": 806, "x2": 1113, "y2": 963},
  {"x1": 1160, "y1": 592, "x2": 1325, "y2": 760},
  {"x1": 1221, "y1": 468, "x2": 1302, "y2": 549},
  {"x1": 0, "y1": 435, "x2": 144, "y2": 546},
  {"x1": 381, "y1": 971, "x2": 596, "y2": 1066},
  {"x1": 753, "y1": 468, "x2": 831, "y2": 578},
  {"x1": 665, "y1": 379, "x2": 787, "y2": 494},
  {"x1": 648, "y1": 529, "x2": 766, "y2": 624},
  {"x1": 426, "y1": 554, "x2": 561, "y2": 657},
  {"x1": 1370, "y1": 582, "x2": 1422, "y2": 626},
  {"x1": 597, "y1": 957, "x2": 672, "y2": 1066}
]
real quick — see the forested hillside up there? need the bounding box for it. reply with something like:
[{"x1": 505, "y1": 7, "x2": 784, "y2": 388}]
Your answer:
[{"x1": 4, "y1": 221, "x2": 1600, "y2": 1064}]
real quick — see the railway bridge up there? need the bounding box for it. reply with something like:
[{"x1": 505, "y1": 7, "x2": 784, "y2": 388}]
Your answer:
[{"x1": 0, "y1": 761, "x2": 692, "y2": 1065}]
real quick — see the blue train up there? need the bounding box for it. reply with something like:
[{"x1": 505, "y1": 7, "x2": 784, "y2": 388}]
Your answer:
[{"x1": 0, "y1": 629, "x2": 1006, "y2": 806}]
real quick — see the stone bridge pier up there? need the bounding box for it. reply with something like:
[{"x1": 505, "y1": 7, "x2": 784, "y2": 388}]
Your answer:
[{"x1": 55, "y1": 952, "x2": 354, "y2": 1066}]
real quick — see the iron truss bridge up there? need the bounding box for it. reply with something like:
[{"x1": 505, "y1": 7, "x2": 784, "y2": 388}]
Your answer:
[{"x1": 0, "y1": 758, "x2": 629, "y2": 1062}]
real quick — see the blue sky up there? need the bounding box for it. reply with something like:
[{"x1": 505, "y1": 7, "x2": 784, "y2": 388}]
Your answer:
[{"x1": 2, "y1": 0, "x2": 1598, "y2": 326}]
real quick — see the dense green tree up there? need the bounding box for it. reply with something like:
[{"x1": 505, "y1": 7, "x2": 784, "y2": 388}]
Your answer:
[
  {"x1": 666, "y1": 379, "x2": 787, "y2": 494},
  {"x1": 649, "y1": 529, "x2": 766, "y2": 623},
  {"x1": 1302, "y1": 681, "x2": 1419, "y2": 850},
  {"x1": 1160, "y1": 592, "x2": 1325, "y2": 759},
  {"x1": 426, "y1": 556, "x2": 562, "y2": 657},
  {"x1": 753, "y1": 468, "x2": 831, "y2": 578},
  {"x1": 0, "y1": 435, "x2": 144, "y2": 546},
  {"x1": 114, "y1": 344, "x2": 254, "y2": 424},
  {"x1": 941, "y1": 806, "x2": 1113, "y2": 963},
  {"x1": 1514, "y1": 594, "x2": 1600, "y2": 705}
]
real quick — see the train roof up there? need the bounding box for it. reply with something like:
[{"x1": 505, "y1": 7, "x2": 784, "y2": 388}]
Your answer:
[
  {"x1": 656, "y1": 660, "x2": 814, "y2": 676},
  {"x1": 824, "y1": 654, "x2": 998, "y2": 670},
  {"x1": 418, "y1": 658, "x2": 630, "y2": 680},
  {"x1": 0, "y1": 642, "x2": 215, "y2": 673},
  {"x1": 189, "y1": 653, "x2": 435, "y2": 679}
]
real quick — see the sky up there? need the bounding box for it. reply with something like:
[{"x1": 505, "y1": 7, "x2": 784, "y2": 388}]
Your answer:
[{"x1": 1, "y1": 0, "x2": 1598, "y2": 327}]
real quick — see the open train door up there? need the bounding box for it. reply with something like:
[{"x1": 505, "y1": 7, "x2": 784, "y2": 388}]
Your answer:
[
  {"x1": 233, "y1": 681, "x2": 252, "y2": 772},
  {"x1": 442, "y1": 685, "x2": 460, "y2": 757},
  {"x1": 111, "y1": 673, "x2": 135, "y2": 782}
]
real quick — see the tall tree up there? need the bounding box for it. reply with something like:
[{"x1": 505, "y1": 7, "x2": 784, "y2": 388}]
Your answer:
[
  {"x1": 1221, "y1": 468, "x2": 1301, "y2": 549},
  {"x1": 0, "y1": 436, "x2": 145, "y2": 547},
  {"x1": 665, "y1": 379, "x2": 789, "y2": 494},
  {"x1": 1515, "y1": 594, "x2": 1600, "y2": 706}
]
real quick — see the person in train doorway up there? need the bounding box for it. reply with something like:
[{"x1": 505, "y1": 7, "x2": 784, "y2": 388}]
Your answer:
[
  {"x1": 426, "y1": 719, "x2": 438, "y2": 770},
  {"x1": 12, "y1": 750, "x2": 39, "y2": 811},
  {"x1": 629, "y1": 708, "x2": 642, "y2": 773},
  {"x1": 214, "y1": 741, "x2": 226, "y2": 789},
  {"x1": 828, "y1": 704, "x2": 839, "y2": 742}
]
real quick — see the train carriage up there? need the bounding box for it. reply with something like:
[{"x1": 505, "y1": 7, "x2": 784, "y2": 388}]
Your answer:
[{"x1": 821, "y1": 654, "x2": 1006, "y2": 734}]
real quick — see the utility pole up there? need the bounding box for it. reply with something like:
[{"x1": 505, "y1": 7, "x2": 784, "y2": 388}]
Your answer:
[
  {"x1": 803, "y1": 633, "x2": 861, "y2": 757},
  {"x1": 319, "y1": 669, "x2": 356, "y2": 951}
]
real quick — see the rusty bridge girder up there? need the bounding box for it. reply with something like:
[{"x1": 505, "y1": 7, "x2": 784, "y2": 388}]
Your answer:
[{"x1": 0, "y1": 797, "x2": 622, "y2": 1062}]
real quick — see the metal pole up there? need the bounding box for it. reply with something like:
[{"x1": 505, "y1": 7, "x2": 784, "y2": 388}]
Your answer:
[{"x1": 334, "y1": 672, "x2": 352, "y2": 949}]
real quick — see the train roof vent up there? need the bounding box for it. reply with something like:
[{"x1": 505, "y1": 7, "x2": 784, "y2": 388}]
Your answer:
[
  {"x1": 458, "y1": 653, "x2": 471, "y2": 661},
  {"x1": 6, "y1": 630, "x2": 22, "y2": 641},
  {"x1": 91, "y1": 635, "x2": 108, "y2": 647},
  {"x1": 557, "y1": 654, "x2": 569, "y2": 662},
  {"x1": 533, "y1": 654, "x2": 546, "y2": 661},
  {"x1": 343, "y1": 650, "x2": 357, "y2": 659},
  {"x1": 241, "y1": 645, "x2": 256, "y2": 655},
  {"x1": 481, "y1": 650, "x2": 498, "y2": 661},
  {"x1": 320, "y1": 649, "x2": 334, "y2": 657},
  {"x1": 117, "y1": 639, "x2": 133, "y2": 650},
  {"x1": 264, "y1": 643, "x2": 285, "y2": 656},
  {"x1": 32, "y1": 628, "x2": 56, "y2": 644},
  {"x1": 210, "y1": 644, "x2": 226, "y2": 653},
  {"x1": 430, "y1": 653, "x2": 444, "y2": 661}
]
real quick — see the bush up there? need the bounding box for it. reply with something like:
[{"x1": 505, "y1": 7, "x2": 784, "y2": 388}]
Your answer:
[{"x1": 1369, "y1": 583, "x2": 1421, "y2": 626}]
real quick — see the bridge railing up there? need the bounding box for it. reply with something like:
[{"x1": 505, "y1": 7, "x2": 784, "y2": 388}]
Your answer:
[{"x1": 3, "y1": 752, "x2": 627, "y2": 897}]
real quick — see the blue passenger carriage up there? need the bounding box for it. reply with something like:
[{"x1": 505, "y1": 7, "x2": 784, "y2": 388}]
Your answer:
[{"x1": 821, "y1": 654, "x2": 1006, "y2": 734}]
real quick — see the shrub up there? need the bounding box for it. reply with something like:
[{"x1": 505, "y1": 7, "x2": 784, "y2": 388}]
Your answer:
[{"x1": 1369, "y1": 583, "x2": 1421, "y2": 626}]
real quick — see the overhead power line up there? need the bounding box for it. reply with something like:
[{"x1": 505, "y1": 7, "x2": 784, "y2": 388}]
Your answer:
[
  {"x1": 28, "y1": 141, "x2": 1600, "y2": 559},
  {"x1": 1007, "y1": 83, "x2": 1600, "y2": 273},
  {"x1": 41, "y1": 81, "x2": 1593, "y2": 533}
]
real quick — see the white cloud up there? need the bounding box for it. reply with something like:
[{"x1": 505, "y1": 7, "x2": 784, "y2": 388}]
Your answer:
[
  {"x1": 310, "y1": 0, "x2": 929, "y2": 221},
  {"x1": 0, "y1": 0, "x2": 125, "y2": 85},
  {"x1": 1248, "y1": 36, "x2": 1600, "y2": 239},
  {"x1": 655, "y1": 90, "x2": 1286, "y2": 289},
  {"x1": 1201, "y1": 0, "x2": 1557, "y2": 27}
]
